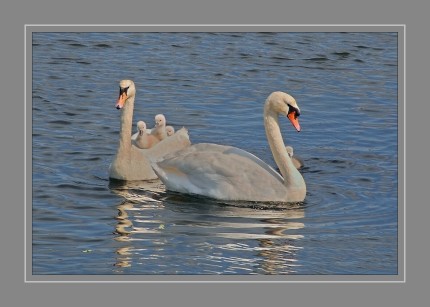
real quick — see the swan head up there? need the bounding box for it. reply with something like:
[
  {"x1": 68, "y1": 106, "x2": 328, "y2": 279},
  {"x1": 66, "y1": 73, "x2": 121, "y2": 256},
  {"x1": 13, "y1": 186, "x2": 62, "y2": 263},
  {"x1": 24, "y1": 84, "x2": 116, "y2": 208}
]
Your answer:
[
  {"x1": 116, "y1": 79, "x2": 136, "y2": 109},
  {"x1": 137, "y1": 121, "x2": 146, "y2": 135},
  {"x1": 166, "y1": 125, "x2": 175, "y2": 136},
  {"x1": 266, "y1": 91, "x2": 301, "y2": 132},
  {"x1": 155, "y1": 114, "x2": 166, "y2": 127}
]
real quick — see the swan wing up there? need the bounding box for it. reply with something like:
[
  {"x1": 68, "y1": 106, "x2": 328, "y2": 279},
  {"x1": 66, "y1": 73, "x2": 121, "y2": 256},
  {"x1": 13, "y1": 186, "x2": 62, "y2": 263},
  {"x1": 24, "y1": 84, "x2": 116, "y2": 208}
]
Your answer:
[
  {"x1": 152, "y1": 144, "x2": 287, "y2": 201},
  {"x1": 222, "y1": 146, "x2": 284, "y2": 184},
  {"x1": 158, "y1": 143, "x2": 283, "y2": 184}
]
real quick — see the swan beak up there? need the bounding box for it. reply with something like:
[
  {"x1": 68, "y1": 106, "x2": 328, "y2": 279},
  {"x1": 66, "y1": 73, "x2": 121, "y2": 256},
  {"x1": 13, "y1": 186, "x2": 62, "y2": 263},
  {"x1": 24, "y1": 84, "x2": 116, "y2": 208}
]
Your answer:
[
  {"x1": 287, "y1": 111, "x2": 301, "y2": 132},
  {"x1": 116, "y1": 92, "x2": 127, "y2": 109}
]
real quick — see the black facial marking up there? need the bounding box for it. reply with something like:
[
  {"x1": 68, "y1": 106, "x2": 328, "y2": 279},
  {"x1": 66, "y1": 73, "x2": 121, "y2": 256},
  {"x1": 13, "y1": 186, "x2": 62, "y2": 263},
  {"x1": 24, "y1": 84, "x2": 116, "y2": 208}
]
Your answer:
[
  {"x1": 119, "y1": 86, "x2": 129, "y2": 96},
  {"x1": 287, "y1": 104, "x2": 300, "y2": 117}
]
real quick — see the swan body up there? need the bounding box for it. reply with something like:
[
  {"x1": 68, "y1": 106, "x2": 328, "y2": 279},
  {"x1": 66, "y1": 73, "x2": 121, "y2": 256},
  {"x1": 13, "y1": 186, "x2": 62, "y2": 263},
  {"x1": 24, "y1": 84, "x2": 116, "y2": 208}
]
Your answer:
[
  {"x1": 285, "y1": 145, "x2": 304, "y2": 169},
  {"x1": 134, "y1": 121, "x2": 160, "y2": 149},
  {"x1": 109, "y1": 80, "x2": 191, "y2": 181},
  {"x1": 151, "y1": 91, "x2": 306, "y2": 202}
]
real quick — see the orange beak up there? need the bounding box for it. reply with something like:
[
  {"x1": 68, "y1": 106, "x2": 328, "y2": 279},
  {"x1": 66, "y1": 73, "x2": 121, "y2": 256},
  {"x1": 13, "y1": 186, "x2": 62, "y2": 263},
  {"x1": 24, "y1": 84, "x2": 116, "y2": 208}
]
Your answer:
[
  {"x1": 116, "y1": 92, "x2": 127, "y2": 109},
  {"x1": 287, "y1": 111, "x2": 301, "y2": 132}
]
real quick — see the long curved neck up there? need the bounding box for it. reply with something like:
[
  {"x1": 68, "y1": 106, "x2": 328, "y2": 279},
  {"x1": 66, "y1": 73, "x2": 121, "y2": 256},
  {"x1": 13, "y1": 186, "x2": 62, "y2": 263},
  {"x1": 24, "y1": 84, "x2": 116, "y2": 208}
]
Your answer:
[
  {"x1": 117, "y1": 96, "x2": 134, "y2": 156},
  {"x1": 264, "y1": 106, "x2": 303, "y2": 189}
]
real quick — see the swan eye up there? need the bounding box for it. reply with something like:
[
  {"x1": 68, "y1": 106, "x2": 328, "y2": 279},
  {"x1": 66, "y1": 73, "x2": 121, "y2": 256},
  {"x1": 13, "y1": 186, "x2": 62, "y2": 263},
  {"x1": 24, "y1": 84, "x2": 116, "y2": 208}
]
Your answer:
[
  {"x1": 119, "y1": 86, "x2": 129, "y2": 96},
  {"x1": 287, "y1": 105, "x2": 300, "y2": 117}
]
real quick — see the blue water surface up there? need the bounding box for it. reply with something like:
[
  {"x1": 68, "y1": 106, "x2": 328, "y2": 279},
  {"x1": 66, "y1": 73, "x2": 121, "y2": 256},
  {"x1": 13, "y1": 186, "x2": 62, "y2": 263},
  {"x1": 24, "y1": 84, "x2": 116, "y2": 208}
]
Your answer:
[{"x1": 31, "y1": 31, "x2": 398, "y2": 275}]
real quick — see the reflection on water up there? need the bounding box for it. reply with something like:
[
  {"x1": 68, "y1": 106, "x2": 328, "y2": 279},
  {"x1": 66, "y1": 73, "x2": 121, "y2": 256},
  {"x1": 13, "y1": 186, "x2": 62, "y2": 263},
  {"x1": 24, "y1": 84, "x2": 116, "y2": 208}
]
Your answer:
[
  {"x1": 110, "y1": 180, "x2": 305, "y2": 274},
  {"x1": 211, "y1": 206, "x2": 305, "y2": 274},
  {"x1": 110, "y1": 180, "x2": 166, "y2": 271}
]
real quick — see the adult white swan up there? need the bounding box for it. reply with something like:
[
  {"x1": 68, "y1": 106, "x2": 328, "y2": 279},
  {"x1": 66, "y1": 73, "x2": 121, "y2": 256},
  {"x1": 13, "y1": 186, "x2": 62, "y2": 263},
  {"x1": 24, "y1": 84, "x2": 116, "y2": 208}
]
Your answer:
[
  {"x1": 109, "y1": 80, "x2": 191, "y2": 181},
  {"x1": 151, "y1": 91, "x2": 306, "y2": 202}
]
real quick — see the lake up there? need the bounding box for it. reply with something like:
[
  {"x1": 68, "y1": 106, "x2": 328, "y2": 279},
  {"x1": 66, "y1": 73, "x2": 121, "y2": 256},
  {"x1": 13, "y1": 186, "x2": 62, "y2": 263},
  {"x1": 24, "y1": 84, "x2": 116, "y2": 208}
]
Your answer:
[{"x1": 31, "y1": 30, "x2": 399, "y2": 277}]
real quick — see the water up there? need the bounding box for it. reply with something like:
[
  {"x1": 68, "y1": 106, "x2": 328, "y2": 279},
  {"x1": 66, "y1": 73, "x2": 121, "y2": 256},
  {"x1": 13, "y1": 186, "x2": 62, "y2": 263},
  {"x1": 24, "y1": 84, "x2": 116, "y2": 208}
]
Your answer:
[{"x1": 31, "y1": 31, "x2": 398, "y2": 275}]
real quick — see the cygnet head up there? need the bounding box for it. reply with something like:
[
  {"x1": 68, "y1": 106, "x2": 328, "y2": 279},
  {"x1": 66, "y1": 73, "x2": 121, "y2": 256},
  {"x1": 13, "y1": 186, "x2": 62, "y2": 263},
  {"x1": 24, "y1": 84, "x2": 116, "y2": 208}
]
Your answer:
[
  {"x1": 166, "y1": 125, "x2": 175, "y2": 136},
  {"x1": 137, "y1": 121, "x2": 146, "y2": 135},
  {"x1": 155, "y1": 114, "x2": 166, "y2": 127},
  {"x1": 285, "y1": 145, "x2": 304, "y2": 169},
  {"x1": 285, "y1": 146, "x2": 294, "y2": 157}
]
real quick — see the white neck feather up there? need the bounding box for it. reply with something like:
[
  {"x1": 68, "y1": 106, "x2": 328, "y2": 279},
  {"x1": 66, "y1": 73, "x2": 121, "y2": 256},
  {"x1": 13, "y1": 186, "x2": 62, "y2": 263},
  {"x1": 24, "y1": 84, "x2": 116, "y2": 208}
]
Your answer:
[
  {"x1": 117, "y1": 95, "x2": 134, "y2": 157},
  {"x1": 264, "y1": 103, "x2": 306, "y2": 197}
]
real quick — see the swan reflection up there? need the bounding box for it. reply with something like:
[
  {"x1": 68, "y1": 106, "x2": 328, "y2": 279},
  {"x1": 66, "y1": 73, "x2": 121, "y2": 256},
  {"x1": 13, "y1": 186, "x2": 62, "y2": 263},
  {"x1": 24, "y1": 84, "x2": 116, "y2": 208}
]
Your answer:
[
  {"x1": 110, "y1": 180, "x2": 305, "y2": 274},
  {"x1": 110, "y1": 180, "x2": 166, "y2": 271},
  {"x1": 209, "y1": 204, "x2": 305, "y2": 274}
]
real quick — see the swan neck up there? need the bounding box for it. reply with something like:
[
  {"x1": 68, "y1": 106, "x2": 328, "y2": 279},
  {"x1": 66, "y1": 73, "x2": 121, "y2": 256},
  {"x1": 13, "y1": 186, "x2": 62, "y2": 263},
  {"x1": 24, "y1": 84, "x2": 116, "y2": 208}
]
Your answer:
[
  {"x1": 264, "y1": 108, "x2": 300, "y2": 187},
  {"x1": 118, "y1": 96, "x2": 134, "y2": 155}
]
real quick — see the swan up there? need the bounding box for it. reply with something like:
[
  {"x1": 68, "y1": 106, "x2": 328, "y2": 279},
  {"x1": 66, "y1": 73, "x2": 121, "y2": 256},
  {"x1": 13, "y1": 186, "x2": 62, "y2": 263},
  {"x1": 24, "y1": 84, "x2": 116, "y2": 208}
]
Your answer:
[
  {"x1": 150, "y1": 114, "x2": 167, "y2": 141},
  {"x1": 134, "y1": 121, "x2": 160, "y2": 149},
  {"x1": 151, "y1": 91, "x2": 306, "y2": 202},
  {"x1": 285, "y1": 145, "x2": 304, "y2": 169},
  {"x1": 109, "y1": 80, "x2": 191, "y2": 181},
  {"x1": 166, "y1": 125, "x2": 175, "y2": 136}
]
